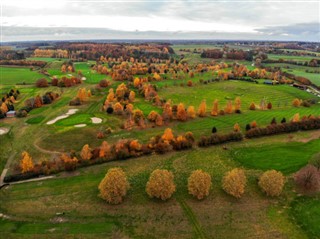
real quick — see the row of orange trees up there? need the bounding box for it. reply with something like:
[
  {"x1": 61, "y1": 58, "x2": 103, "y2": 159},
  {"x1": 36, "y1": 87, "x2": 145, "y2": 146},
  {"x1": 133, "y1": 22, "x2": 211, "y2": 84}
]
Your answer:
[{"x1": 98, "y1": 168, "x2": 286, "y2": 204}]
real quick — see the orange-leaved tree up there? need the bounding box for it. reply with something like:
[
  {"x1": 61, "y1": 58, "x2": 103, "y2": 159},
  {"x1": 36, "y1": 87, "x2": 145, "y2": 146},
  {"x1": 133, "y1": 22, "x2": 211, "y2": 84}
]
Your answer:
[
  {"x1": 177, "y1": 103, "x2": 187, "y2": 121},
  {"x1": 198, "y1": 100, "x2": 207, "y2": 117}
]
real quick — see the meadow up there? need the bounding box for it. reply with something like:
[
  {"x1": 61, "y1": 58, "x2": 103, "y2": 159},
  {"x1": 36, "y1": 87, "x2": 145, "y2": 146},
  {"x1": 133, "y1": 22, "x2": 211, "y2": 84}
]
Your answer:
[{"x1": 0, "y1": 44, "x2": 320, "y2": 238}]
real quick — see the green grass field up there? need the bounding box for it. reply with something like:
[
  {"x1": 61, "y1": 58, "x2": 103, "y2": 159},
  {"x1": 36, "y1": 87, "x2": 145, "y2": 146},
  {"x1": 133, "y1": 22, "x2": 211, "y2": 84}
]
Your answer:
[
  {"x1": 231, "y1": 139, "x2": 320, "y2": 174},
  {"x1": 0, "y1": 66, "x2": 49, "y2": 85},
  {"x1": 267, "y1": 54, "x2": 320, "y2": 62},
  {"x1": 291, "y1": 196, "x2": 320, "y2": 239},
  {"x1": 158, "y1": 80, "x2": 317, "y2": 110}
]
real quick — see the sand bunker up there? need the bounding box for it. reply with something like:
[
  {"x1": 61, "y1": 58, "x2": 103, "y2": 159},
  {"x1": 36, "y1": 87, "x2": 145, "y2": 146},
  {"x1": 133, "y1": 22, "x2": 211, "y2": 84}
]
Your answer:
[
  {"x1": 47, "y1": 109, "x2": 79, "y2": 125},
  {"x1": 0, "y1": 127, "x2": 9, "y2": 135},
  {"x1": 74, "y1": 124, "x2": 86, "y2": 127},
  {"x1": 91, "y1": 117, "x2": 102, "y2": 124}
]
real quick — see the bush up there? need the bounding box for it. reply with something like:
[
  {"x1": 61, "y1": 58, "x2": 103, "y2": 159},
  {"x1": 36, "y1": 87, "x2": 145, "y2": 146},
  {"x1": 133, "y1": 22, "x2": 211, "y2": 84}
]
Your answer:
[
  {"x1": 212, "y1": 127, "x2": 217, "y2": 134},
  {"x1": 106, "y1": 107, "x2": 114, "y2": 114},
  {"x1": 198, "y1": 132, "x2": 243, "y2": 147},
  {"x1": 69, "y1": 98, "x2": 81, "y2": 106},
  {"x1": 35, "y1": 78, "x2": 48, "y2": 88},
  {"x1": 98, "y1": 168, "x2": 130, "y2": 204},
  {"x1": 99, "y1": 79, "x2": 110, "y2": 88},
  {"x1": 294, "y1": 165, "x2": 320, "y2": 193},
  {"x1": 258, "y1": 170, "x2": 285, "y2": 197},
  {"x1": 16, "y1": 109, "x2": 28, "y2": 118},
  {"x1": 188, "y1": 170, "x2": 212, "y2": 200},
  {"x1": 146, "y1": 169, "x2": 176, "y2": 200},
  {"x1": 222, "y1": 168, "x2": 246, "y2": 198}
]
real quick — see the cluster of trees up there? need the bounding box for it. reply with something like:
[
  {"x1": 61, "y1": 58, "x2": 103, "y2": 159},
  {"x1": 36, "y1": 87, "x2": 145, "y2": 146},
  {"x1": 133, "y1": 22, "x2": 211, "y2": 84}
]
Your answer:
[
  {"x1": 201, "y1": 49, "x2": 253, "y2": 61},
  {"x1": 245, "y1": 115, "x2": 320, "y2": 138},
  {"x1": 249, "y1": 100, "x2": 272, "y2": 111},
  {"x1": 34, "y1": 49, "x2": 68, "y2": 58},
  {"x1": 98, "y1": 167, "x2": 286, "y2": 204},
  {"x1": 0, "y1": 60, "x2": 46, "y2": 67},
  {"x1": 51, "y1": 76, "x2": 82, "y2": 87},
  {"x1": 0, "y1": 89, "x2": 20, "y2": 118},
  {"x1": 20, "y1": 92, "x2": 59, "y2": 117},
  {"x1": 55, "y1": 43, "x2": 173, "y2": 62},
  {"x1": 61, "y1": 63, "x2": 75, "y2": 73},
  {"x1": 69, "y1": 88, "x2": 92, "y2": 106}
]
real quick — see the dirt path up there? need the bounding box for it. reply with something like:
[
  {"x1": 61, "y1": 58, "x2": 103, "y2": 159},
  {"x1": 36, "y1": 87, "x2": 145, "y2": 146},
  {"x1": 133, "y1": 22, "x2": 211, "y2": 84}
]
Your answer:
[
  {"x1": 33, "y1": 138, "x2": 63, "y2": 155},
  {"x1": 296, "y1": 130, "x2": 320, "y2": 143},
  {"x1": 0, "y1": 152, "x2": 16, "y2": 186},
  {"x1": 285, "y1": 130, "x2": 320, "y2": 143},
  {"x1": 177, "y1": 198, "x2": 207, "y2": 239}
]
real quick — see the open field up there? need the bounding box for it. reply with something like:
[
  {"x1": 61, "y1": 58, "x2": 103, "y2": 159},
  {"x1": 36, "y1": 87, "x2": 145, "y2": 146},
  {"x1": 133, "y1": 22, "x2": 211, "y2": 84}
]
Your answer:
[
  {"x1": 158, "y1": 80, "x2": 317, "y2": 109},
  {"x1": 1, "y1": 132, "x2": 319, "y2": 238},
  {"x1": 267, "y1": 54, "x2": 320, "y2": 62},
  {"x1": 0, "y1": 67, "x2": 49, "y2": 85}
]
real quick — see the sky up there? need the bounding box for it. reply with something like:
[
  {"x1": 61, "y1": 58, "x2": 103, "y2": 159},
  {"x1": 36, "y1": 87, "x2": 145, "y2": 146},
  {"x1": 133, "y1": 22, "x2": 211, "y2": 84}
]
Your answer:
[{"x1": 1, "y1": 0, "x2": 320, "y2": 42}]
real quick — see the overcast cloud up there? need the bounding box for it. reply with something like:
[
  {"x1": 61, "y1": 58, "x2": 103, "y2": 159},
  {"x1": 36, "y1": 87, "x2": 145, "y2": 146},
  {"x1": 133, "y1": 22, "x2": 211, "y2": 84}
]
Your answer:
[{"x1": 1, "y1": 0, "x2": 319, "y2": 42}]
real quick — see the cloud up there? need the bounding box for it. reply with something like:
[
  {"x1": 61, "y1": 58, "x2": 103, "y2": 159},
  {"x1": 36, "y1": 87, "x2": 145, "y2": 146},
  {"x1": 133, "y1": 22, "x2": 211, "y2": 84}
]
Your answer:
[
  {"x1": 2, "y1": 0, "x2": 319, "y2": 41},
  {"x1": 2, "y1": 25, "x2": 318, "y2": 42}
]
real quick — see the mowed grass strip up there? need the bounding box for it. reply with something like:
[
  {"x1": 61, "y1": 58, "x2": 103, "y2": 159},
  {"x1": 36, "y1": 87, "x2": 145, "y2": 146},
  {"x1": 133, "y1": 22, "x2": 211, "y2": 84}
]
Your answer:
[
  {"x1": 158, "y1": 81, "x2": 316, "y2": 111},
  {"x1": 231, "y1": 139, "x2": 320, "y2": 174},
  {"x1": 26, "y1": 116, "x2": 45, "y2": 124},
  {"x1": 55, "y1": 113, "x2": 93, "y2": 126}
]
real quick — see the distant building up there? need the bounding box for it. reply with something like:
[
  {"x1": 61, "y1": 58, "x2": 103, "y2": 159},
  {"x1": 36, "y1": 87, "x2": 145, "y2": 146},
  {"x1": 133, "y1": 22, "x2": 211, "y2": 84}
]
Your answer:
[{"x1": 6, "y1": 111, "x2": 16, "y2": 118}]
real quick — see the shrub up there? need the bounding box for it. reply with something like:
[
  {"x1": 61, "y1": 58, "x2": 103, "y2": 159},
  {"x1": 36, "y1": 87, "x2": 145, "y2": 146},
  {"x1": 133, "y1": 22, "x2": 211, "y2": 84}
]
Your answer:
[
  {"x1": 187, "y1": 80, "x2": 193, "y2": 87},
  {"x1": 222, "y1": 168, "x2": 246, "y2": 198},
  {"x1": 69, "y1": 98, "x2": 81, "y2": 106},
  {"x1": 212, "y1": 127, "x2": 217, "y2": 134},
  {"x1": 249, "y1": 102, "x2": 256, "y2": 110},
  {"x1": 146, "y1": 169, "x2": 176, "y2": 200},
  {"x1": 292, "y1": 98, "x2": 301, "y2": 107},
  {"x1": 99, "y1": 79, "x2": 110, "y2": 88},
  {"x1": 188, "y1": 170, "x2": 212, "y2": 200},
  {"x1": 98, "y1": 168, "x2": 130, "y2": 204},
  {"x1": 106, "y1": 107, "x2": 114, "y2": 114},
  {"x1": 294, "y1": 165, "x2": 320, "y2": 192},
  {"x1": 35, "y1": 78, "x2": 48, "y2": 88},
  {"x1": 258, "y1": 170, "x2": 285, "y2": 197}
]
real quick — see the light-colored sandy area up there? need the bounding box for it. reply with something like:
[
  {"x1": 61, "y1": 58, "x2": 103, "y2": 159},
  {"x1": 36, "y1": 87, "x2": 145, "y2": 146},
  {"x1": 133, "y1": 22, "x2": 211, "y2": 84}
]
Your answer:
[
  {"x1": 74, "y1": 124, "x2": 86, "y2": 127},
  {"x1": 0, "y1": 128, "x2": 9, "y2": 135},
  {"x1": 91, "y1": 117, "x2": 102, "y2": 124},
  {"x1": 46, "y1": 109, "x2": 79, "y2": 125}
]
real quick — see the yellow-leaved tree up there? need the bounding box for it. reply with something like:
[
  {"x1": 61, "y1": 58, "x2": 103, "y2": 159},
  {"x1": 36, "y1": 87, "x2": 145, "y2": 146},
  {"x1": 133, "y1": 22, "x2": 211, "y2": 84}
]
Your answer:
[
  {"x1": 258, "y1": 170, "x2": 285, "y2": 197},
  {"x1": 222, "y1": 168, "x2": 246, "y2": 198},
  {"x1": 188, "y1": 170, "x2": 212, "y2": 200},
  {"x1": 98, "y1": 168, "x2": 130, "y2": 204},
  {"x1": 80, "y1": 144, "x2": 92, "y2": 160},
  {"x1": 146, "y1": 169, "x2": 176, "y2": 200},
  {"x1": 20, "y1": 151, "x2": 34, "y2": 173}
]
